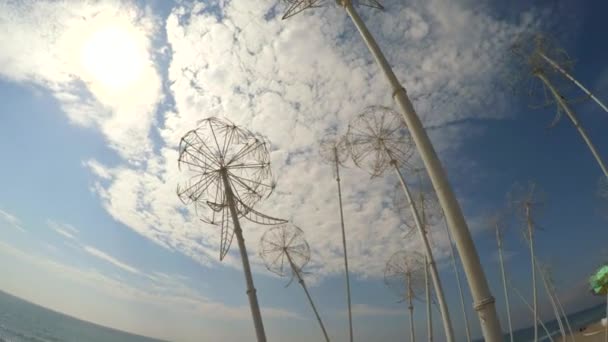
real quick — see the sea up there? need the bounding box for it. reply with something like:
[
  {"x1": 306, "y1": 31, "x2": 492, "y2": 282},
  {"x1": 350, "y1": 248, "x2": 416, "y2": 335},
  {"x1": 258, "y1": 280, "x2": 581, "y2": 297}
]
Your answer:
[
  {"x1": 476, "y1": 302, "x2": 607, "y2": 342},
  {"x1": 0, "y1": 290, "x2": 167, "y2": 342},
  {"x1": 0, "y1": 288, "x2": 605, "y2": 342}
]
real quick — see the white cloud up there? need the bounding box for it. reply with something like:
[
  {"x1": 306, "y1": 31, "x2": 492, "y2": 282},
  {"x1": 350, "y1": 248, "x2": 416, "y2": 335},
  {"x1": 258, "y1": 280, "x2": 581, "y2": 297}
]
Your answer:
[
  {"x1": 47, "y1": 219, "x2": 79, "y2": 240},
  {"x1": 6, "y1": 0, "x2": 547, "y2": 281},
  {"x1": 82, "y1": 245, "x2": 142, "y2": 275},
  {"x1": 0, "y1": 0, "x2": 162, "y2": 162},
  {"x1": 85, "y1": 1, "x2": 548, "y2": 281},
  {"x1": 0, "y1": 208, "x2": 25, "y2": 232}
]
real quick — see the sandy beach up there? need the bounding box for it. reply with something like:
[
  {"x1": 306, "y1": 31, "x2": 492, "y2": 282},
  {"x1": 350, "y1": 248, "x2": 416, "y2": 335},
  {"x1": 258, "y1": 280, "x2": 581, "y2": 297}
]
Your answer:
[{"x1": 557, "y1": 321, "x2": 607, "y2": 342}]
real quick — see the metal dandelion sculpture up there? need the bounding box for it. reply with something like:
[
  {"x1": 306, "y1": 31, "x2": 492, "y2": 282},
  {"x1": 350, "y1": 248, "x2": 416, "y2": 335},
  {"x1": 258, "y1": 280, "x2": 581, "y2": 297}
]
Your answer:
[
  {"x1": 177, "y1": 117, "x2": 287, "y2": 342},
  {"x1": 394, "y1": 182, "x2": 473, "y2": 342},
  {"x1": 319, "y1": 132, "x2": 353, "y2": 342},
  {"x1": 511, "y1": 33, "x2": 608, "y2": 180},
  {"x1": 259, "y1": 223, "x2": 330, "y2": 342},
  {"x1": 347, "y1": 106, "x2": 455, "y2": 342},
  {"x1": 384, "y1": 250, "x2": 425, "y2": 342},
  {"x1": 508, "y1": 182, "x2": 544, "y2": 342},
  {"x1": 280, "y1": 1, "x2": 502, "y2": 337}
]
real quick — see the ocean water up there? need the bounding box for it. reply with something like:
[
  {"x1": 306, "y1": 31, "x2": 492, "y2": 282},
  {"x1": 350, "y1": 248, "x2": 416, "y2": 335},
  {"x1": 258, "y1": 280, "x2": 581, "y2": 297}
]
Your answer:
[
  {"x1": 0, "y1": 290, "x2": 167, "y2": 342},
  {"x1": 472, "y1": 302, "x2": 607, "y2": 342}
]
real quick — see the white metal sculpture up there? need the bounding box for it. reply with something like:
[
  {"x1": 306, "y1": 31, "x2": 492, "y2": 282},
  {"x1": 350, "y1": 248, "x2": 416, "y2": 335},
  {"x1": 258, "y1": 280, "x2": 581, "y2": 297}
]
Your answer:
[
  {"x1": 384, "y1": 250, "x2": 426, "y2": 342},
  {"x1": 259, "y1": 223, "x2": 330, "y2": 342},
  {"x1": 346, "y1": 106, "x2": 454, "y2": 342},
  {"x1": 280, "y1": 2, "x2": 502, "y2": 338},
  {"x1": 395, "y1": 183, "x2": 473, "y2": 342},
  {"x1": 508, "y1": 182, "x2": 543, "y2": 342},
  {"x1": 177, "y1": 117, "x2": 287, "y2": 342},
  {"x1": 512, "y1": 34, "x2": 608, "y2": 180},
  {"x1": 319, "y1": 133, "x2": 353, "y2": 342}
]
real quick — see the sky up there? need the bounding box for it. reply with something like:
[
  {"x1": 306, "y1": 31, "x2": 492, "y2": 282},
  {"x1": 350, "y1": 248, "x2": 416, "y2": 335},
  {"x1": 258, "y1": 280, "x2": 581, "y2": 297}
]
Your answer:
[{"x1": 1, "y1": 0, "x2": 608, "y2": 341}]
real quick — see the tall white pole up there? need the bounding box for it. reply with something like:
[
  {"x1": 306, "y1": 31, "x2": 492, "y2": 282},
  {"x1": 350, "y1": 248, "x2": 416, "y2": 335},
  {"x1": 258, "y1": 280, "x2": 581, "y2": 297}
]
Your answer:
[
  {"x1": 334, "y1": 147, "x2": 354, "y2": 342},
  {"x1": 425, "y1": 257, "x2": 434, "y2": 342},
  {"x1": 496, "y1": 225, "x2": 514, "y2": 342},
  {"x1": 286, "y1": 251, "x2": 331, "y2": 342},
  {"x1": 535, "y1": 72, "x2": 608, "y2": 180},
  {"x1": 221, "y1": 169, "x2": 266, "y2": 342},
  {"x1": 539, "y1": 52, "x2": 608, "y2": 114},
  {"x1": 525, "y1": 204, "x2": 538, "y2": 342},
  {"x1": 341, "y1": 3, "x2": 502, "y2": 339},
  {"x1": 394, "y1": 163, "x2": 454, "y2": 342},
  {"x1": 443, "y1": 220, "x2": 472, "y2": 342},
  {"x1": 407, "y1": 273, "x2": 416, "y2": 342}
]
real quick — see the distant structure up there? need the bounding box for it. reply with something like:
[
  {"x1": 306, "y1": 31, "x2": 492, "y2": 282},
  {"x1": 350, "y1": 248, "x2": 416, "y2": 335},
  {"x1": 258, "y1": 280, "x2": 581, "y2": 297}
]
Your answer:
[
  {"x1": 177, "y1": 117, "x2": 287, "y2": 342},
  {"x1": 319, "y1": 132, "x2": 353, "y2": 342},
  {"x1": 280, "y1": 1, "x2": 502, "y2": 337},
  {"x1": 507, "y1": 182, "x2": 544, "y2": 342},
  {"x1": 394, "y1": 180, "x2": 473, "y2": 342},
  {"x1": 259, "y1": 223, "x2": 330, "y2": 342},
  {"x1": 384, "y1": 250, "x2": 425, "y2": 342},
  {"x1": 489, "y1": 213, "x2": 514, "y2": 342}
]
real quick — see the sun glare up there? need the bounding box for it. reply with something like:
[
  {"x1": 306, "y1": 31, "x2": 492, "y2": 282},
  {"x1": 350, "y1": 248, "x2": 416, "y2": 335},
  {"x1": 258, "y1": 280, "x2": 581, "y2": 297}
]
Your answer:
[{"x1": 80, "y1": 23, "x2": 146, "y2": 91}]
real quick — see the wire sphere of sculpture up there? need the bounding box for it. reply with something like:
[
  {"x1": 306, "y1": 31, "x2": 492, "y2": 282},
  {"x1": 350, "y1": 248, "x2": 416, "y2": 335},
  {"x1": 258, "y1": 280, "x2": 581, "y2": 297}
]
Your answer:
[
  {"x1": 384, "y1": 250, "x2": 425, "y2": 301},
  {"x1": 319, "y1": 132, "x2": 350, "y2": 166},
  {"x1": 347, "y1": 106, "x2": 414, "y2": 177},
  {"x1": 177, "y1": 117, "x2": 283, "y2": 260},
  {"x1": 260, "y1": 223, "x2": 311, "y2": 278},
  {"x1": 177, "y1": 117, "x2": 275, "y2": 217},
  {"x1": 510, "y1": 33, "x2": 580, "y2": 124},
  {"x1": 511, "y1": 33, "x2": 573, "y2": 76},
  {"x1": 507, "y1": 182, "x2": 545, "y2": 240},
  {"x1": 281, "y1": 0, "x2": 383, "y2": 20},
  {"x1": 393, "y1": 184, "x2": 443, "y2": 239}
]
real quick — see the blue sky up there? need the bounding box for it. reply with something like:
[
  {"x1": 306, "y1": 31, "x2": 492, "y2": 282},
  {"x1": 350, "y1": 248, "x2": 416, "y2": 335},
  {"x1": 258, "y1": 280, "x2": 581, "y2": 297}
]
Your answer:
[{"x1": 1, "y1": 0, "x2": 608, "y2": 341}]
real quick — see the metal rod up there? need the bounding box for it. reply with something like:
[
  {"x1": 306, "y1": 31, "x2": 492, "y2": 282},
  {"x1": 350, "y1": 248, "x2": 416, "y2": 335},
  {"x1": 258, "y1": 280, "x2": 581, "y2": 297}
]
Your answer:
[
  {"x1": 334, "y1": 147, "x2": 354, "y2": 342},
  {"x1": 539, "y1": 52, "x2": 608, "y2": 114},
  {"x1": 535, "y1": 72, "x2": 608, "y2": 180},
  {"x1": 443, "y1": 219, "x2": 472, "y2": 342},
  {"x1": 394, "y1": 164, "x2": 454, "y2": 342},
  {"x1": 554, "y1": 288, "x2": 576, "y2": 342},
  {"x1": 496, "y1": 225, "x2": 514, "y2": 342},
  {"x1": 425, "y1": 256, "x2": 434, "y2": 342},
  {"x1": 407, "y1": 273, "x2": 416, "y2": 342},
  {"x1": 341, "y1": 3, "x2": 502, "y2": 339},
  {"x1": 512, "y1": 284, "x2": 555, "y2": 342},
  {"x1": 221, "y1": 169, "x2": 266, "y2": 342},
  {"x1": 525, "y1": 205, "x2": 539, "y2": 342},
  {"x1": 535, "y1": 259, "x2": 566, "y2": 341},
  {"x1": 286, "y1": 251, "x2": 331, "y2": 342}
]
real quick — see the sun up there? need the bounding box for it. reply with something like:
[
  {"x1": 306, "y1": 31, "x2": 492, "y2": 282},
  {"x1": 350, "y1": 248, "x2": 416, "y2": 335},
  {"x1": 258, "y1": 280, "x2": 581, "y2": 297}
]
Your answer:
[{"x1": 79, "y1": 23, "x2": 147, "y2": 91}]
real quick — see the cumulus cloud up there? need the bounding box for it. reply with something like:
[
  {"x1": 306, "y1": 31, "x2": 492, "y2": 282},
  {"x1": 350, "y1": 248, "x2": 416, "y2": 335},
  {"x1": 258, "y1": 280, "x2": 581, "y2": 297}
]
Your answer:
[
  {"x1": 4, "y1": 0, "x2": 548, "y2": 281},
  {"x1": 84, "y1": 0, "x2": 548, "y2": 282}
]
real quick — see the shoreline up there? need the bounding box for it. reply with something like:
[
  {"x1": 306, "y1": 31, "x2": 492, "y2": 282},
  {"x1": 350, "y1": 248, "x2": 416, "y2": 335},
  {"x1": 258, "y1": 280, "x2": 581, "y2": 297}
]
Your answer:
[{"x1": 556, "y1": 321, "x2": 607, "y2": 342}]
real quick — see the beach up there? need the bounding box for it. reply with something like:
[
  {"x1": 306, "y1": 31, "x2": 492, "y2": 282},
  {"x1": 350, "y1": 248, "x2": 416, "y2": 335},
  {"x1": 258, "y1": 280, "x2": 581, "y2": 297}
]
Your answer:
[{"x1": 556, "y1": 321, "x2": 607, "y2": 342}]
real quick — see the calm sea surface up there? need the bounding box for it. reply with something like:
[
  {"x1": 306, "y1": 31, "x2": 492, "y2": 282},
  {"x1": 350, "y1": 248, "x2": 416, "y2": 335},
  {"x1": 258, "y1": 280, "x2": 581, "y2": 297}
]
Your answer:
[{"x1": 0, "y1": 290, "x2": 167, "y2": 342}]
